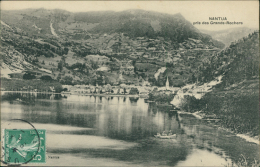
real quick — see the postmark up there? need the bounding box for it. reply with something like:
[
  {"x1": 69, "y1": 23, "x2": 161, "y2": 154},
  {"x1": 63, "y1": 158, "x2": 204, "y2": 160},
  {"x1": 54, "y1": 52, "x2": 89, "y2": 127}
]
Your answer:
[{"x1": 1, "y1": 119, "x2": 46, "y2": 165}]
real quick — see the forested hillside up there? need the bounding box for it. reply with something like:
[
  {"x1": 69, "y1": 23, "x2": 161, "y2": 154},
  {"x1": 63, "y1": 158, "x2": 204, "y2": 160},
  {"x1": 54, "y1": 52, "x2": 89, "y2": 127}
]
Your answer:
[
  {"x1": 180, "y1": 31, "x2": 259, "y2": 136},
  {"x1": 1, "y1": 8, "x2": 226, "y2": 87},
  {"x1": 1, "y1": 9, "x2": 224, "y2": 47},
  {"x1": 193, "y1": 31, "x2": 259, "y2": 85}
]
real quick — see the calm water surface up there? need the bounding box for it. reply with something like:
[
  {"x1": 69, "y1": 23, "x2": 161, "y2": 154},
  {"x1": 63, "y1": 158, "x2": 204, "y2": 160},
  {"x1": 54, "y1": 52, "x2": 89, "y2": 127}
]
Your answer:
[{"x1": 1, "y1": 92, "x2": 259, "y2": 166}]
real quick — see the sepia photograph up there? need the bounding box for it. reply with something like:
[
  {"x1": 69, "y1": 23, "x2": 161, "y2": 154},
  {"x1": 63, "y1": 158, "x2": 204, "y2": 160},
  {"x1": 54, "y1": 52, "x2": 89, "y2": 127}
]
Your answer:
[{"x1": 1, "y1": 1, "x2": 259, "y2": 166}]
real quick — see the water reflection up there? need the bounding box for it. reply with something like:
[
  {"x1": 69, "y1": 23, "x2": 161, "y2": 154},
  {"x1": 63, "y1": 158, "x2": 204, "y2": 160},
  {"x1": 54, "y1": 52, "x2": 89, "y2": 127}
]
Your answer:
[
  {"x1": 129, "y1": 97, "x2": 139, "y2": 103},
  {"x1": 1, "y1": 92, "x2": 63, "y2": 104},
  {"x1": 1, "y1": 93, "x2": 259, "y2": 166}
]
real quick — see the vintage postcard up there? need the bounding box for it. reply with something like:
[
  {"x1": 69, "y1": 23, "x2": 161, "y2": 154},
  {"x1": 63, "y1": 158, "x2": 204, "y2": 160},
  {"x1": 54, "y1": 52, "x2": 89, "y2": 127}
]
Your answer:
[{"x1": 1, "y1": 1, "x2": 259, "y2": 166}]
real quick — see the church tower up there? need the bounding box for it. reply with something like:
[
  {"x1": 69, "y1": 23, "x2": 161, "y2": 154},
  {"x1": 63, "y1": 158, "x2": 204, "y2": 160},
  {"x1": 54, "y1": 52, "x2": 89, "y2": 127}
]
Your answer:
[{"x1": 166, "y1": 76, "x2": 169, "y2": 90}]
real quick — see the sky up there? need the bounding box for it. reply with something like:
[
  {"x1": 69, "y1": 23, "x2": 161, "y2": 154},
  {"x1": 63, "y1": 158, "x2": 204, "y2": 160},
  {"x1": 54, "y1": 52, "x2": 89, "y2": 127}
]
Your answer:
[{"x1": 1, "y1": 1, "x2": 259, "y2": 31}]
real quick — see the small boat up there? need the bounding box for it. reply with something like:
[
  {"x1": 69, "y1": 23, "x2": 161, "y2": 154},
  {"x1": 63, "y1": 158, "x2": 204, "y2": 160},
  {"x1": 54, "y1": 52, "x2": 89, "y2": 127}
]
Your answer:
[{"x1": 154, "y1": 134, "x2": 176, "y2": 139}]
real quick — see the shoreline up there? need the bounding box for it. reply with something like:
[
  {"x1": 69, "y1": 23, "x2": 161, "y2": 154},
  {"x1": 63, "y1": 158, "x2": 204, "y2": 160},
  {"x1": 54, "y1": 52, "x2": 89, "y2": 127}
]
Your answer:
[
  {"x1": 1, "y1": 91, "x2": 141, "y2": 97},
  {"x1": 178, "y1": 111, "x2": 259, "y2": 145},
  {"x1": 69, "y1": 93, "x2": 140, "y2": 97},
  {"x1": 1, "y1": 91, "x2": 61, "y2": 94}
]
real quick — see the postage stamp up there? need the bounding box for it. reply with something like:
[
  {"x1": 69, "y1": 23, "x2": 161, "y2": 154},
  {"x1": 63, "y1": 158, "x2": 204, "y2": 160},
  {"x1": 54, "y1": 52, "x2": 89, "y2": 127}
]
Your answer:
[{"x1": 3, "y1": 129, "x2": 46, "y2": 164}]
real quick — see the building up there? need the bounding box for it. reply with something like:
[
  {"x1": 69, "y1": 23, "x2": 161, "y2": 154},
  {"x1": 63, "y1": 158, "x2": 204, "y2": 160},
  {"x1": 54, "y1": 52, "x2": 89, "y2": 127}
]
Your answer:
[
  {"x1": 96, "y1": 66, "x2": 110, "y2": 72},
  {"x1": 166, "y1": 76, "x2": 169, "y2": 90},
  {"x1": 85, "y1": 55, "x2": 109, "y2": 65}
]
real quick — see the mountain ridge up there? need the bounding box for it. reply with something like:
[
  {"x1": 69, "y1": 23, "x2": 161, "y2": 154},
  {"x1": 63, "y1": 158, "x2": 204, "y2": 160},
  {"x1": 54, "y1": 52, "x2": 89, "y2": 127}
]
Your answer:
[
  {"x1": 200, "y1": 27, "x2": 256, "y2": 47},
  {"x1": 1, "y1": 8, "x2": 224, "y2": 47}
]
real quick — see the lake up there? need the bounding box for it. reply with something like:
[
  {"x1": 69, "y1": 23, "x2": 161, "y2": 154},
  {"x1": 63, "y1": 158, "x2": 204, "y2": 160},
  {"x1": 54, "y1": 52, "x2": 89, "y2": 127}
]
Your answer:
[{"x1": 1, "y1": 92, "x2": 259, "y2": 166}]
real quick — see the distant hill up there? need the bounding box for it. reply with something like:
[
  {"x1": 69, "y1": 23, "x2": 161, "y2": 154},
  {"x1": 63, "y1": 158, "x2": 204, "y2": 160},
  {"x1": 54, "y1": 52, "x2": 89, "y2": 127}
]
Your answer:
[
  {"x1": 195, "y1": 31, "x2": 259, "y2": 86},
  {"x1": 1, "y1": 9, "x2": 224, "y2": 48},
  {"x1": 200, "y1": 27, "x2": 256, "y2": 47}
]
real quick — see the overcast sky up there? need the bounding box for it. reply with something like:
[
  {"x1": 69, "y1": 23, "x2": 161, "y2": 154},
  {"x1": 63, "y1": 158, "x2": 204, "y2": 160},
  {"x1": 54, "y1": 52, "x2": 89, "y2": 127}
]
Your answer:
[{"x1": 1, "y1": 1, "x2": 259, "y2": 31}]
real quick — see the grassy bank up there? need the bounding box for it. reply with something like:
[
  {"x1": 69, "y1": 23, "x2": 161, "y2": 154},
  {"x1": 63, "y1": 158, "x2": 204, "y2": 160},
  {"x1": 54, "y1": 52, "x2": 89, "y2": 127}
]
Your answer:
[
  {"x1": 180, "y1": 85, "x2": 259, "y2": 137},
  {"x1": 1, "y1": 78, "x2": 63, "y2": 93},
  {"x1": 148, "y1": 91, "x2": 175, "y2": 104}
]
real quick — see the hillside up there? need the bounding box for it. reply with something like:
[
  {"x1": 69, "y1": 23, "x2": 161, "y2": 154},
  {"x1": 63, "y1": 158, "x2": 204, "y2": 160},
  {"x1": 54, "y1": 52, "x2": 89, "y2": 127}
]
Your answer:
[
  {"x1": 195, "y1": 31, "x2": 259, "y2": 85},
  {"x1": 1, "y1": 8, "x2": 226, "y2": 86},
  {"x1": 1, "y1": 9, "x2": 224, "y2": 47},
  {"x1": 178, "y1": 31, "x2": 259, "y2": 137}
]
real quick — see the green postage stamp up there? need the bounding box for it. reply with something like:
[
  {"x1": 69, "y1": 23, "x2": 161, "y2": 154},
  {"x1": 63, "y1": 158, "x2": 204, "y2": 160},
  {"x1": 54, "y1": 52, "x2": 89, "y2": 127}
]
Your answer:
[{"x1": 3, "y1": 129, "x2": 46, "y2": 164}]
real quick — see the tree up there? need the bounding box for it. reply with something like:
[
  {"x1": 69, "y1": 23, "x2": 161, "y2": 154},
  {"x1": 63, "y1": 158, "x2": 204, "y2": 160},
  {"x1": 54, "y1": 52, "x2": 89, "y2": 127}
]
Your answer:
[
  {"x1": 58, "y1": 61, "x2": 63, "y2": 72},
  {"x1": 132, "y1": 60, "x2": 136, "y2": 66},
  {"x1": 191, "y1": 74, "x2": 196, "y2": 83},
  {"x1": 23, "y1": 73, "x2": 36, "y2": 80},
  {"x1": 148, "y1": 77, "x2": 156, "y2": 85},
  {"x1": 179, "y1": 95, "x2": 201, "y2": 113},
  {"x1": 96, "y1": 75, "x2": 104, "y2": 86},
  {"x1": 40, "y1": 75, "x2": 53, "y2": 81},
  {"x1": 61, "y1": 56, "x2": 66, "y2": 62},
  {"x1": 91, "y1": 60, "x2": 99, "y2": 70},
  {"x1": 129, "y1": 88, "x2": 139, "y2": 95},
  {"x1": 109, "y1": 62, "x2": 120, "y2": 72},
  {"x1": 134, "y1": 66, "x2": 137, "y2": 73},
  {"x1": 64, "y1": 47, "x2": 69, "y2": 55},
  {"x1": 61, "y1": 76, "x2": 73, "y2": 85}
]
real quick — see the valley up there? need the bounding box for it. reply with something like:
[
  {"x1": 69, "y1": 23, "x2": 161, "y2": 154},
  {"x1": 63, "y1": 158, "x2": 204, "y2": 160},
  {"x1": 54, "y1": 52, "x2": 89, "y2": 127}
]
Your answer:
[{"x1": 0, "y1": 6, "x2": 259, "y2": 167}]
